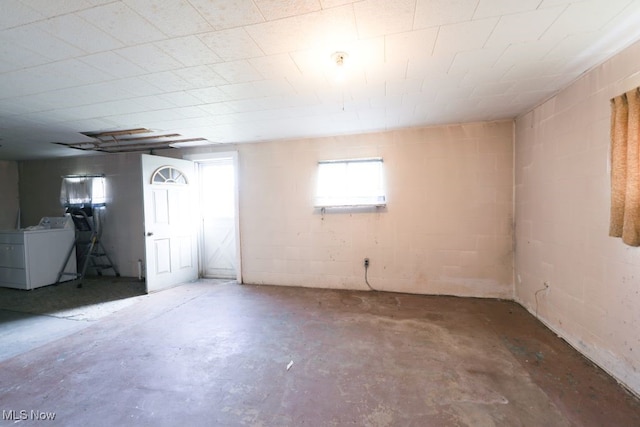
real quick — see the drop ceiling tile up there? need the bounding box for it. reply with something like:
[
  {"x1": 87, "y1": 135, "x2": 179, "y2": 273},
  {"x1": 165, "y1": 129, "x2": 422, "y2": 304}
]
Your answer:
[
  {"x1": 186, "y1": 87, "x2": 229, "y2": 103},
  {"x1": 211, "y1": 60, "x2": 263, "y2": 84},
  {"x1": 78, "y1": 2, "x2": 166, "y2": 45},
  {"x1": 413, "y1": 0, "x2": 478, "y2": 29},
  {"x1": 155, "y1": 36, "x2": 221, "y2": 67},
  {"x1": 199, "y1": 28, "x2": 264, "y2": 61},
  {"x1": 19, "y1": 0, "x2": 92, "y2": 17},
  {"x1": 249, "y1": 54, "x2": 303, "y2": 80},
  {"x1": 386, "y1": 78, "x2": 424, "y2": 97},
  {"x1": 199, "y1": 102, "x2": 235, "y2": 115},
  {"x1": 470, "y1": 80, "x2": 515, "y2": 97},
  {"x1": 189, "y1": 0, "x2": 264, "y2": 29},
  {"x1": 0, "y1": 0, "x2": 43, "y2": 30},
  {"x1": 245, "y1": 5, "x2": 358, "y2": 55},
  {"x1": 156, "y1": 91, "x2": 204, "y2": 107},
  {"x1": 353, "y1": 0, "x2": 415, "y2": 38},
  {"x1": 55, "y1": 100, "x2": 148, "y2": 121},
  {"x1": 102, "y1": 76, "x2": 165, "y2": 98},
  {"x1": 219, "y1": 79, "x2": 292, "y2": 100},
  {"x1": 78, "y1": 51, "x2": 146, "y2": 79},
  {"x1": 116, "y1": 44, "x2": 183, "y2": 73},
  {"x1": 407, "y1": 54, "x2": 454, "y2": 79},
  {"x1": 320, "y1": 0, "x2": 357, "y2": 7},
  {"x1": 542, "y1": 0, "x2": 632, "y2": 41},
  {"x1": 139, "y1": 71, "x2": 195, "y2": 92},
  {"x1": 123, "y1": 0, "x2": 213, "y2": 37},
  {"x1": 473, "y1": 0, "x2": 542, "y2": 19},
  {"x1": 485, "y1": 6, "x2": 565, "y2": 48},
  {"x1": 365, "y1": 61, "x2": 408, "y2": 85},
  {"x1": 433, "y1": 17, "x2": 499, "y2": 56},
  {"x1": 385, "y1": 27, "x2": 439, "y2": 61},
  {"x1": 174, "y1": 65, "x2": 227, "y2": 88},
  {"x1": 2, "y1": 25, "x2": 84, "y2": 62},
  {"x1": 448, "y1": 46, "x2": 506, "y2": 74},
  {"x1": 493, "y1": 41, "x2": 557, "y2": 70},
  {"x1": 134, "y1": 95, "x2": 182, "y2": 110},
  {"x1": 254, "y1": 0, "x2": 321, "y2": 20},
  {"x1": 0, "y1": 34, "x2": 49, "y2": 71},
  {"x1": 35, "y1": 14, "x2": 123, "y2": 53}
]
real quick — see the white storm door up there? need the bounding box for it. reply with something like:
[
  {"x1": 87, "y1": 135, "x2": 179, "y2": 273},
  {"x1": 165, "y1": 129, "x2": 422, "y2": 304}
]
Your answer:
[
  {"x1": 141, "y1": 154, "x2": 198, "y2": 293},
  {"x1": 200, "y1": 159, "x2": 237, "y2": 279}
]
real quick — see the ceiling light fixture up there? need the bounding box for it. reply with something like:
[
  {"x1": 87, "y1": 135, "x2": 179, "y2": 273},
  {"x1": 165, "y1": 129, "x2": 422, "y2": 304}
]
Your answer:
[{"x1": 331, "y1": 51, "x2": 349, "y2": 83}]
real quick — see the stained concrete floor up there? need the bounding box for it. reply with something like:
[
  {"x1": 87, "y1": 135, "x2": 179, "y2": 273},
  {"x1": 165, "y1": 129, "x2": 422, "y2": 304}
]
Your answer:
[{"x1": 0, "y1": 280, "x2": 639, "y2": 426}]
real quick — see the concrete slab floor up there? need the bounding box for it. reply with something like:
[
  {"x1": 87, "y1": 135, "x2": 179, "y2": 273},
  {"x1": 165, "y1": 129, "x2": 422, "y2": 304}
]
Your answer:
[{"x1": 0, "y1": 280, "x2": 638, "y2": 426}]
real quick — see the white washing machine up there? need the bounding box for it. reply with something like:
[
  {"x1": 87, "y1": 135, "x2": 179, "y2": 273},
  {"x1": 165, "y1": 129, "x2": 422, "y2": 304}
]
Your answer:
[{"x1": 0, "y1": 216, "x2": 77, "y2": 290}]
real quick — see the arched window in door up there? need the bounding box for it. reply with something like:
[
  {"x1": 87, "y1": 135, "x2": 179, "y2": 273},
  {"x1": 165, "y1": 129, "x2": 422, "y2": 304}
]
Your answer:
[{"x1": 151, "y1": 166, "x2": 188, "y2": 185}]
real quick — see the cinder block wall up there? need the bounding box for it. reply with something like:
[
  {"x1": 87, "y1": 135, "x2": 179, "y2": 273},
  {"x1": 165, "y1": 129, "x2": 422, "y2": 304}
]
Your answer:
[
  {"x1": 184, "y1": 120, "x2": 514, "y2": 297},
  {"x1": 515, "y1": 39, "x2": 640, "y2": 395}
]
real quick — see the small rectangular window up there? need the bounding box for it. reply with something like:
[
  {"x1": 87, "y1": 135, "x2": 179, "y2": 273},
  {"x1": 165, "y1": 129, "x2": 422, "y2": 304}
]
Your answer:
[
  {"x1": 60, "y1": 175, "x2": 107, "y2": 207},
  {"x1": 315, "y1": 158, "x2": 386, "y2": 208}
]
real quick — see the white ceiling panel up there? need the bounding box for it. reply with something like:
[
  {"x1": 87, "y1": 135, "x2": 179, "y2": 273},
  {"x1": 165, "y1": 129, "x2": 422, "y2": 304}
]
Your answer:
[
  {"x1": 189, "y1": 0, "x2": 264, "y2": 30},
  {"x1": 173, "y1": 66, "x2": 228, "y2": 89},
  {"x1": 211, "y1": 60, "x2": 263, "y2": 84},
  {"x1": 115, "y1": 44, "x2": 183, "y2": 72},
  {"x1": 19, "y1": 0, "x2": 93, "y2": 17},
  {"x1": 413, "y1": 0, "x2": 478, "y2": 29},
  {"x1": 484, "y1": 6, "x2": 565, "y2": 48},
  {"x1": 473, "y1": 0, "x2": 543, "y2": 19},
  {"x1": 199, "y1": 27, "x2": 264, "y2": 61},
  {"x1": 77, "y1": 2, "x2": 166, "y2": 45},
  {"x1": 353, "y1": 0, "x2": 416, "y2": 39},
  {"x1": 246, "y1": 5, "x2": 358, "y2": 55},
  {"x1": 34, "y1": 14, "x2": 123, "y2": 53},
  {"x1": 385, "y1": 27, "x2": 439, "y2": 62},
  {"x1": 0, "y1": 0, "x2": 639, "y2": 159},
  {"x1": 123, "y1": 0, "x2": 213, "y2": 37},
  {"x1": 433, "y1": 18, "x2": 499, "y2": 56},
  {"x1": 248, "y1": 54, "x2": 302, "y2": 80},
  {"x1": 78, "y1": 51, "x2": 146, "y2": 79},
  {"x1": 155, "y1": 36, "x2": 221, "y2": 67},
  {"x1": 1, "y1": 25, "x2": 84, "y2": 62},
  {"x1": 0, "y1": 0, "x2": 43, "y2": 30},
  {"x1": 254, "y1": 0, "x2": 321, "y2": 21}
]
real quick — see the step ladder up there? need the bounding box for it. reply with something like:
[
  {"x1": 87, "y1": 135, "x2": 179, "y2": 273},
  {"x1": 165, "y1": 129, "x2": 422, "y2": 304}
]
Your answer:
[{"x1": 56, "y1": 208, "x2": 120, "y2": 288}]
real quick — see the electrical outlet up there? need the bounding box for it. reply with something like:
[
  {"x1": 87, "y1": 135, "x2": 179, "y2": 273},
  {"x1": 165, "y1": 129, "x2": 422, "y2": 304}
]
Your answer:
[{"x1": 364, "y1": 258, "x2": 370, "y2": 268}]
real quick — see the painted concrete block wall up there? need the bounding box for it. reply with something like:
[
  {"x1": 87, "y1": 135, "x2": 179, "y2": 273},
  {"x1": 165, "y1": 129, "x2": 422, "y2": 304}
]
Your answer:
[
  {"x1": 514, "y1": 39, "x2": 640, "y2": 395},
  {"x1": 192, "y1": 121, "x2": 513, "y2": 297},
  {"x1": 0, "y1": 160, "x2": 19, "y2": 230},
  {"x1": 18, "y1": 153, "x2": 144, "y2": 277}
]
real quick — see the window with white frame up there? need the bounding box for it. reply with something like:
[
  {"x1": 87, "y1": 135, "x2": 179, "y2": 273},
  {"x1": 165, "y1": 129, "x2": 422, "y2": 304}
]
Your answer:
[{"x1": 315, "y1": 158, "x2": 386, "y2": 208}]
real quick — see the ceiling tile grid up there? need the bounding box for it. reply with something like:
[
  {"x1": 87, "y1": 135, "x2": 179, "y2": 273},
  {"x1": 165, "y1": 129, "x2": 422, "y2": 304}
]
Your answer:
[{"x1": 0, "y1": 0, "x2": 639, "y2": 158}]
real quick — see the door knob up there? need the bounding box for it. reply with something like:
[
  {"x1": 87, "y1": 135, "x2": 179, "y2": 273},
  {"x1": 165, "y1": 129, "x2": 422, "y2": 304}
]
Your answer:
[{"x1": 146, "y1": 232, "x2": 154, "y2": 236}]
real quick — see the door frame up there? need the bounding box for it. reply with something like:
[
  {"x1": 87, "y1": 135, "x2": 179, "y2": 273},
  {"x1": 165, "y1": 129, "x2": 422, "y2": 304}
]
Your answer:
[{"x1": 184, "y1": 151, "x2": 242, "y2": 283}]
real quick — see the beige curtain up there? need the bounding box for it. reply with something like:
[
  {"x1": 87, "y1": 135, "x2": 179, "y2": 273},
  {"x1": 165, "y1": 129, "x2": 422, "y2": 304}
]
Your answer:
[{"x1": 610, "y1": 88, "x2": 640, "y2": 246}]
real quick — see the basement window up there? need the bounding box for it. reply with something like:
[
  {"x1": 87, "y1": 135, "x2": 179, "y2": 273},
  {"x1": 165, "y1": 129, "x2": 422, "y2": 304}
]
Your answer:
[{"x1": 315, "y1": 158, "x2": 386, "y2": 208}]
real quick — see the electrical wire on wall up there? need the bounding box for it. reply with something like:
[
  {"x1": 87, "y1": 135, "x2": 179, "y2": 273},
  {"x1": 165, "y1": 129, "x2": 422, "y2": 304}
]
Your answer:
[
  {"x1": 364, "y1": 258, "x2": 377, "y2": 291},
  {"x1": 534, "y1": 282, "x2": 549, "y2": 318}
]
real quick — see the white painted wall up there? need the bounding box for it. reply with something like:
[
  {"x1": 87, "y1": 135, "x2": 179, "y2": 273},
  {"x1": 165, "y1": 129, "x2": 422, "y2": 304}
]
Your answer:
[
  {"x1": 18, "y1": 153, "x2": 144, "y2": 277},
  {"x1": 179, "y1": 120, "x2": 514, "y2": 297},
  {"x1": 515, "y1": 39, "x2": 640, "y2": 395},
  {"x1": 0, "y1": 160, "x2": 19, "y2": 230}
]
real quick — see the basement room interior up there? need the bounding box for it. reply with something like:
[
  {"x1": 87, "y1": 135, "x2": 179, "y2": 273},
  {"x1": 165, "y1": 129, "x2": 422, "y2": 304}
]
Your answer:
[{"x1": 1, "y1": 1, "x2": 640, "y2": 425}]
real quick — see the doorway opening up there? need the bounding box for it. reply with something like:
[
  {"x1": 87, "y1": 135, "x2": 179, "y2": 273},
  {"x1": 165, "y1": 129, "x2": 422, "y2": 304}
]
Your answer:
[{"x1": 190, "y1": 153, "x2": 241, "y2": 281}]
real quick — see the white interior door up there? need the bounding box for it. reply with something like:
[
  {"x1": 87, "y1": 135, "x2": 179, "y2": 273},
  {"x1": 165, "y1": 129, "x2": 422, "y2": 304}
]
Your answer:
[{"x1": 141, "y1": 154, "x2": 198, "y2": 293}]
